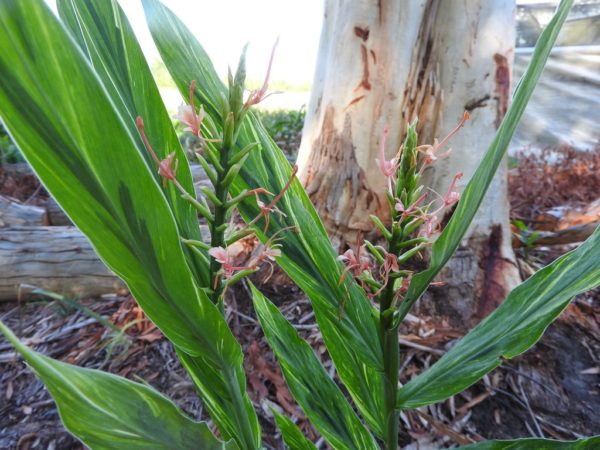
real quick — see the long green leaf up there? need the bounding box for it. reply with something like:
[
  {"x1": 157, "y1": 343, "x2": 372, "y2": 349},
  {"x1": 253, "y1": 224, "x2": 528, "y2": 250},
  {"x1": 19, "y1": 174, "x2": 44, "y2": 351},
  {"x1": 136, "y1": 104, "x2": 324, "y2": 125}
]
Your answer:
[
  {"x1": 399, "y1": 0, "x2": 573, "y2": 317},
  {"x1": 142, "y1": 0, "x2": 385, "y2": 435},
  {"x1": 57, "y1": 0, "x2": 209, "y2": 287},
  {"x1": 272, "y1": 411, "x2": 318, "y2": 450},
  {"x1": 52, "y1": 1, "x2": 260, "y2": 446},
  {"x1": 0, "y1": 0, "x2": 217, "y2": 358},
  {"x1": 251, "y1": 285, "x2": 379, "y2": 450},
  {"x1": 460, "y1": 436, "x2": 600, "y2": 449},
  {"x1": 397, "y1": 225, "x2": 600, "y2": 409},
  {"x1": 0, "y1": 320, "x2": 237, "y2": 450}
]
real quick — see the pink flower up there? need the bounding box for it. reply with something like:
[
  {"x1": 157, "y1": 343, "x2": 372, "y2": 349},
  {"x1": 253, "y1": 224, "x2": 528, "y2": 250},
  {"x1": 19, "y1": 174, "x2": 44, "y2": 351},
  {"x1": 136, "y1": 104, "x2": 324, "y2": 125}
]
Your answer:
[
  {"x1": 422, "y1": 215, "x2": 438, "y2": 238},
  {"x1": 443, "y1": 172, "x2": 463, "y2": 207},
  {"x1": 208, "y1": 246, "x2": 229, "y2": 264},
  {"x1": 176, "y1": 103, "x2": 204, "y2": 136},
  {"x1": 338, "y1": 245, "x2": 371, "y2": 282},
  {"x1": 157, "y1": 152, "x2": 179, "y2": 188},
  {"x1": 419, "y1": 172, "x2": 463, "y2": 237},
  {"x1": 209, "y1": 246, "x2": 254, "y2": 280},
  {"x1": 245, "y1": 38, "x2": 279, "y2": 108},
  {"x1": 251, "y1": 188, "x2": 285, "y2": 233},
  {"x1": 263, "y1": 246, "x2": 281, "y2": 261},
  {"x1": 394, "y1": 192, "x2": 428, "y2": 218},
  {"x1": 136, "y1": 117, "x2": 180, "y2": 188},
  {"x1": 420, "y1": 111, "x2": 470, "y2": 167},
  {"x1": 375, "y1": 126, "x2": 399, "y2": 193},
  {"x1": 248, "y1": 165, "x2": 298, "y2": 233},
  {"x1": 174, "y1": 80, "x2": 204, "y2": 136}
]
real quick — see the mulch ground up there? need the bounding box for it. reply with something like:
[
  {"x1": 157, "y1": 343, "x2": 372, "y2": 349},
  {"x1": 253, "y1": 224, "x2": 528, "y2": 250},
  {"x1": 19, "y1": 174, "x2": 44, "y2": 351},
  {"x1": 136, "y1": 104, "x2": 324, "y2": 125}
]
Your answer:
[
  {"x1": 1, "y1": 282, "x2": 598, "y2": 449},
  {"x1": 1, "y1": 146, "x2": 600, "y2": 449}
]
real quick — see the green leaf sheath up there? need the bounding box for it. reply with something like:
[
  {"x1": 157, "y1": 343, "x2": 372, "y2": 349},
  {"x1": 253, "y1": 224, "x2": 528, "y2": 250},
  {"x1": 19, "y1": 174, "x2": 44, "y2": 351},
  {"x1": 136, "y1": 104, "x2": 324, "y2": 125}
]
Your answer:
[
  {"x1": 459, "y1": 436, "x2": 600, "y2": 449},
  {"x1": 272, "y1": 411, "x2": 318, "y2": 450},
  {"x1": 0, "y1": 1, "x2": 259, "y2": 448},
  {"x1": 399, "y1": 0, "x2": 574, "y2": 318},
  {"x1": 0, "y1": 321, "x2": 238, "y2": 450},
  {"x1": 57, "y1": 0, "x2": 209, "y2": 287},
  {"x1": 142, "y1": 0, "x2": 385, "y2": 435},
  {"x1": 251, "y1": 285, "x2": 379, "y2": 450},
  {"x1": 397, "y1": 224, "x2": 600, "y2": 409}
]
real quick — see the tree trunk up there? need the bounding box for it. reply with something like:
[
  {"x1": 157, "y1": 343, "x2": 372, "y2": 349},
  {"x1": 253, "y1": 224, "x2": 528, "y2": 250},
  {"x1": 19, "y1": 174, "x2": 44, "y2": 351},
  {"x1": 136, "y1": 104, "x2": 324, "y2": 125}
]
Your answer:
[{"x1": 298, "y1": 0, "x2": 521, "y2": 323}]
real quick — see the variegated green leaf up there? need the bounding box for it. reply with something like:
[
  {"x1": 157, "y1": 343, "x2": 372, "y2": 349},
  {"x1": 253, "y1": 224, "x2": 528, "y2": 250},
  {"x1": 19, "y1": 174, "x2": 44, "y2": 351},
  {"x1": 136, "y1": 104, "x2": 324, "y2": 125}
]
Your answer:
[
  {"x1": 142, "y1": 0, "x2": 385, "y2": 436},
  {"x1": 272, "y1": 411, "x2": 318, "y2": 450},
  {"x1": 0, "y1": 2, "x2": 257, "y2": 448},
  {"x1": 252, "y1": 285, "x2": 379, "y2": 450},
  {"x1": 459, "y1": 436, "x2": 600, "y2": 449},
  {"x1": 0, "y1": 320, "x2": 238, "y2": 450},
  {"x1": 56, "y1": 0, "x2": 209, "y2": 287},
  {"x1": 53, "y1": 1, "x2": 260, "y2": 446},
  {"x1": 397, "y1": 225, "x2": 600, "y2": 409}
]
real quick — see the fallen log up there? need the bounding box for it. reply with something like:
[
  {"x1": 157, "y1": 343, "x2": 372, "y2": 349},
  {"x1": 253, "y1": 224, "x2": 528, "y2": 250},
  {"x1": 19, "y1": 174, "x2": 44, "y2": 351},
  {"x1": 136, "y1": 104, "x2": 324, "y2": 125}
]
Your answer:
[
  {"x1": 0, "y1": 196, "x2": 47, "y2": 227},
  {"x1": 530, "y1": 221, "x2": 598, "y2": 246},
  {"x1": 0, "y1": 226, "x2": 126, "y2": 301},
  {"x1": 45, "y1": 196, "x2": 71, "y2": 226},
  {"x1": 534, "y1": 198, "x2": 600, "y2": 231},
  {"x1": 514, "y1": 220, "x2": 599, "y2": 248}
]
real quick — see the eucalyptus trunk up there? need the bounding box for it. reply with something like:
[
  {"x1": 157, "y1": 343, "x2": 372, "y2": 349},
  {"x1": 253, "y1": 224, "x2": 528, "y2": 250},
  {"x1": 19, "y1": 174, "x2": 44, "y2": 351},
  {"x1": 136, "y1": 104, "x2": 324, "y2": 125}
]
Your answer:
[{"x1": 297, "y1": 0, "x2": 521, "y2": 323}]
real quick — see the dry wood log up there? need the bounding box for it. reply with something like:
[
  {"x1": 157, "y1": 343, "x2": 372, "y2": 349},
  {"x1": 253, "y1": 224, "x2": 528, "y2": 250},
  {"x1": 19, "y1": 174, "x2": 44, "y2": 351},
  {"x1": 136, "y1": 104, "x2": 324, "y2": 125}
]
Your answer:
[
  {"x1": 534, "y1": 198, "x2": 600, "y2": 231},
  {"x1": 0, "y1": 196, "x2": 47, "y2": 227},
  {"x1": 0, "y1": 226, "x2": 126, "y2": 301},
  {"x1": 514, "y1": 220, "x2": 599, "y2": 248},
  {"x1": 45, "y1": 196, "x2": 71, "y2": 225},
  {"x1": 530, "y1": 221, "x2": 598, "y2": 247}
]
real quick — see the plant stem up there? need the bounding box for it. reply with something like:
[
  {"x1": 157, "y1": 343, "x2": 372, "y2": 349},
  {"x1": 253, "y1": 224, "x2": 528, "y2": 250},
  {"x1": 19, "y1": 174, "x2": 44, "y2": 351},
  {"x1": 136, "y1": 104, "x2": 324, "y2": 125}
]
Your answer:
[
  {"x1": 208, "y1": 139, "x2": 233, "y2": 304},
  {"x1": 380, "y1": 227, "x2": 402, "y2": 449},
  {"x1": 381, "y1": 320, "x2": 400, "y2": 450}
]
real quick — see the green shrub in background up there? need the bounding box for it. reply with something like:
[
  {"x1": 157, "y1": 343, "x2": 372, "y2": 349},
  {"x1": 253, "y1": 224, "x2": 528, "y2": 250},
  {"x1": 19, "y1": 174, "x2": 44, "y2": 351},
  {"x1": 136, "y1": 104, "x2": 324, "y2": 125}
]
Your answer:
[
  {"x1": 0, "y1": 123, "x2": 23, "y2": 164},
  {"x1": 255, "y1": 107, "x2": 306, "y2": 157},
  {"x1": 0, "y1": 0, "x2": 599, "y2": 449}
]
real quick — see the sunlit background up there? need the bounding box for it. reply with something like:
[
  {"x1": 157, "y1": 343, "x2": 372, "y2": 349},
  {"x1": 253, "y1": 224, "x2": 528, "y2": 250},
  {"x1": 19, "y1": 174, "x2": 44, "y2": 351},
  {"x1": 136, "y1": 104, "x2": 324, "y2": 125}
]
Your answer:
[{"x1": 45, "y1": 0, "x2": 324, "y2": 110}]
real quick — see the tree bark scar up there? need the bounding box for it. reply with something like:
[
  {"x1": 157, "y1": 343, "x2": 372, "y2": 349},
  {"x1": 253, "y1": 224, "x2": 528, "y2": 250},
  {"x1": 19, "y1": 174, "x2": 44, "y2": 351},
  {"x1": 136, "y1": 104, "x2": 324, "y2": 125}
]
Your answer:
[
  {"x1": 345, "y1": 95, "x2": 366, "y2": 110},
  {"x1": 493, "y1": 53, "x2": 510, "y2": 128},
  {"x1": 398, "y1": 0, "x2": 441, "y2": 143},
  {"x1": 476, "y1": 224, "x2": 510, "y2": 319},
  {"x1": 300, "y1": 107, "x2": 381, "y2": 243},
  {"x1": 302, "y1": 106, "x2": 367, "y2": 209},
  {"x1": 464, "y1": 94, "x2": 490, "y2": 112},
  {"x1": 355, "y1": 44, "x2": 372, "y2": 91},
  {"x1": 370, "y1": 49, "x2": 377, "y2": 65},
  {"x1": 354, "y1": 26, "x2": 370, "y2": 41}
]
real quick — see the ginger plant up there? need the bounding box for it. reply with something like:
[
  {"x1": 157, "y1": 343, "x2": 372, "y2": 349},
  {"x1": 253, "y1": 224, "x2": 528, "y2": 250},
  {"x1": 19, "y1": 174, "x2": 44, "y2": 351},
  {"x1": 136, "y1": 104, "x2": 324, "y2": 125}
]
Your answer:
[{"x1": 1, "y1": 0, "x2": 599, "y2": 449}]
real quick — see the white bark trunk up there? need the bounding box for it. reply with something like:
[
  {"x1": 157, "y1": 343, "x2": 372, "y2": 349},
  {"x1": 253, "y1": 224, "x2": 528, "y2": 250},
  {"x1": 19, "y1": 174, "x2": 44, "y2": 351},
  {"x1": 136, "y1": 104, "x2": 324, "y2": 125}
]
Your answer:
[{"x1": 298, "y1": 0, "x2": 521, "y2": 323}]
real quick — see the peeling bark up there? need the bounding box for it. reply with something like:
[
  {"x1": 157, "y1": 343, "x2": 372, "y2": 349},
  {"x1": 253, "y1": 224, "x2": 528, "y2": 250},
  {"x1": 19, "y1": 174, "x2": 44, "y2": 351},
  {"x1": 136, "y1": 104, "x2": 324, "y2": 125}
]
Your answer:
[
  {"x1": 475, "y1": 224, "x2": 514, "y2": 319},
  {"x1": 298, "y1": 0, "x2": 520, "y2": 320},
  {"x1": 302, "y1": 107, "x2": 382, "y2": 245},
  {"x1": 494, "y1": 53, "x2": 511, "y2": 128},
  {"x1": 398, "y1": 0, "x2": 442, "y2": 144}
]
